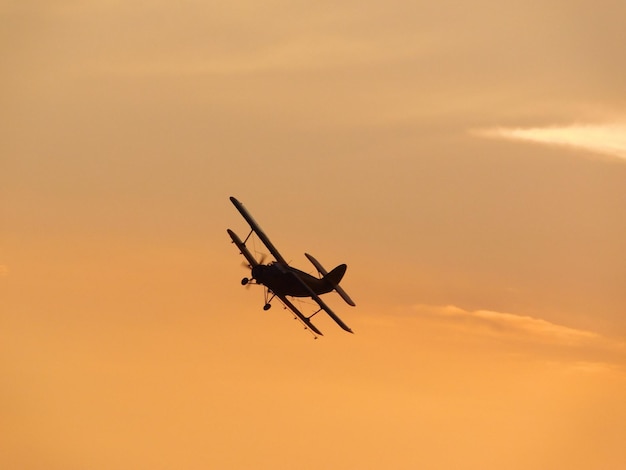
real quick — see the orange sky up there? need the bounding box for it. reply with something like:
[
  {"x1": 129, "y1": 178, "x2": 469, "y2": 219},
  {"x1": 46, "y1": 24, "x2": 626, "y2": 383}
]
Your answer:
[{"x1": 2, "y1": 1, "x2": 625, "y2": 469}]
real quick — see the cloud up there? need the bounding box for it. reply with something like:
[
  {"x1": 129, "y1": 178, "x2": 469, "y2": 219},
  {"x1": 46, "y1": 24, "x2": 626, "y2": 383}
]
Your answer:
[
  {"x1": 413, "y1": 304, "x2": 604, "y2": 346},
  {"x1": 368, "y1": 304, "x2": 626, "y2": 372},
  {"x1": 476, "y1": 123, "x2": 626, "y2": 161},
  {"x1": 0, "y1": 265, "x2": 8, "y2": 277}
]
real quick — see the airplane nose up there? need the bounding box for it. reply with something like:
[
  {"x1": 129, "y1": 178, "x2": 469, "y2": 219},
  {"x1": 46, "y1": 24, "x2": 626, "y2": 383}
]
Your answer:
[{"x1": 251, "y1": 265, "x2": 264, "y2": 281}]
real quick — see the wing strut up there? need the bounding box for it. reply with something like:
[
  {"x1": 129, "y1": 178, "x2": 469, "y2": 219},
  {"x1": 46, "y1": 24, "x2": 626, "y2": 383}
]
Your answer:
[{"x1": 276, "y1": 294, "x2": 324, "y2": 337}]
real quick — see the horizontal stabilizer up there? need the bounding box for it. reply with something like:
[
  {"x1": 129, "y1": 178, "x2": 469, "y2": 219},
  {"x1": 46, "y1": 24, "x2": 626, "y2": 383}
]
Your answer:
[{"x1": 305, "y1": 253, "x2": 356, "y2": 307}]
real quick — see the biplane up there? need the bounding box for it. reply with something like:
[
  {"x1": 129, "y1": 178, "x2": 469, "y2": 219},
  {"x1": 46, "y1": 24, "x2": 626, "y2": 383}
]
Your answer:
[{"x1": 227, "y1": 196, "x2": 356, "y2": 337}]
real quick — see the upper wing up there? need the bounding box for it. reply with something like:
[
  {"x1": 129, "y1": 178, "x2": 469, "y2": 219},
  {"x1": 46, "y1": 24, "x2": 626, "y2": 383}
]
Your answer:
[{"x1": 230, "y1": 197, "x2": 288, "y2": 265}]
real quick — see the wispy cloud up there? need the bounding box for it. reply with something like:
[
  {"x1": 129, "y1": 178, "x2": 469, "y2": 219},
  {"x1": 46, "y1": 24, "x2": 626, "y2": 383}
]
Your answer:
[
  {"x1": 413, "y1": 304, "x2": 603, "y2": 346},
  {"x1": 0, "y1": 265, "x2": 8, "y2": 277},
  {"x1": 476, "y1": 123, "x2": 626, "y2": 161}
]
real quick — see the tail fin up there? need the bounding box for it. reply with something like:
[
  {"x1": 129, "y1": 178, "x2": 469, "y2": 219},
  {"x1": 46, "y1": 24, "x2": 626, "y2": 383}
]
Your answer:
[
  {"x1": 305, "y1": 253, "x2": 356, "y2": 306},
  {"x1": 324, "y1": 264, "x2": 347, "y2": 286}
]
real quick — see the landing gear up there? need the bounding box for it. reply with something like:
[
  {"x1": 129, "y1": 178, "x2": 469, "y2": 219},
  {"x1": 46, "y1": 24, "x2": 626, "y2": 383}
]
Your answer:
[
  {"x1": 239, "y1": 276, "x2": 273, "y2": 311},
  {"x1": 262, "y1": 290, "x2": 276, "y2": 311}
]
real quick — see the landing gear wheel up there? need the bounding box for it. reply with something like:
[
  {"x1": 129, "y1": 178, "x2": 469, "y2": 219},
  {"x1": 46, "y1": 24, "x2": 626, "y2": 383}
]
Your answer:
[
  {"x1": 263, "y1": 303, "x2": 272, "y2": 311},
  {"x1": 241, "y1": 278, "x2": 249, "y2": 285}
]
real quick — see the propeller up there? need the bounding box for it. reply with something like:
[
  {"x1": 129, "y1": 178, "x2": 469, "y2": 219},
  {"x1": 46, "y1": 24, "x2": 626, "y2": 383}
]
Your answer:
[
  {"x1": 240, "y1": 253, "x2": 268, "y2": 270},
  {"x1": 240, "y1": 253, "x2": 268, "y2": 288}
]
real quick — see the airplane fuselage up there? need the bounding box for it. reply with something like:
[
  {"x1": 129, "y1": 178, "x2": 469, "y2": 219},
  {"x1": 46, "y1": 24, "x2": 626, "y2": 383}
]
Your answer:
[{"x1": 251, "y1": 263, "x2": 333, "y2": 297}]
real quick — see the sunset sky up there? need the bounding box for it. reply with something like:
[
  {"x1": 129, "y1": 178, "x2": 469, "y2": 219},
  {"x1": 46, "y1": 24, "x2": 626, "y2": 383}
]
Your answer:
[{"x1": 2, "y1": 1, "x2": 625, "y2": 469}]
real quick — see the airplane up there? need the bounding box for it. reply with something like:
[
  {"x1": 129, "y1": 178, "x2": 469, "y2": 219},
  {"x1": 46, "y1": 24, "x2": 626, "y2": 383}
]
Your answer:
[{"x1": 227, "y1": 196, "x2": 356, "y2": 337}]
